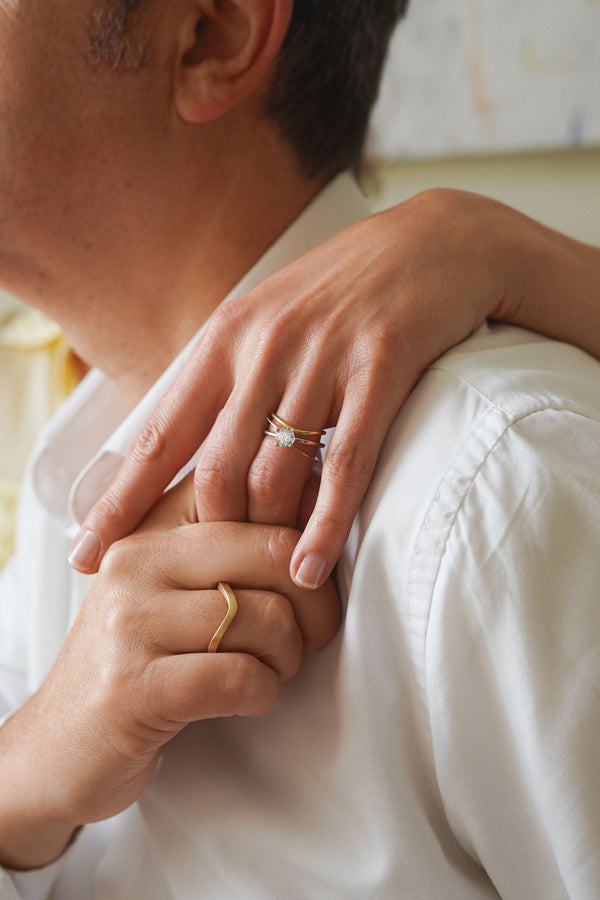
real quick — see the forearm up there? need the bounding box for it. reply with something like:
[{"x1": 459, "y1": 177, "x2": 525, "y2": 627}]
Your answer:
[
  {"x1": 0, "y1": 576, "x2": 76, "y2": 870},
  {"x1": 480, "y1": 196, "x2": 600, "y2": 356},
  {"x1": 0, "y1": 706, "x2": 79, "y2": 871}
]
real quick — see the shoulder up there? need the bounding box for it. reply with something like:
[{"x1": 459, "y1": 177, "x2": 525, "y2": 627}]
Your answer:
[
  {"x1": 405, "y1": 328, "x2": 600, "y2": 893},
  {"x1": 359, "y1": 322, "x2": 600, "y2": 579},
  {"x1": 431, "y1": 320, "x2": 600, "y2": 421},
  {"x1": 343, "y1": 327, "x2": 600, "y2": 894},
  {"x1": 412, "y1": 322, "x2": 600, "y2": 602},
  {"x1": 335, "y1": 324, "x2": 600, "y2": 893},
  {"x1": 349, "y1": 321, "x2": 600, "y2": 689}
]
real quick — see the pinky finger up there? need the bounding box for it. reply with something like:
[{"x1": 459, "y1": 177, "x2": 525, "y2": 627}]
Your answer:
[
  {"x1": 289, "y1": 393, "x2": 394, "y2": 589},
  {"x1": 151, "y1": 652, "x2": 281, "y2": 724}
]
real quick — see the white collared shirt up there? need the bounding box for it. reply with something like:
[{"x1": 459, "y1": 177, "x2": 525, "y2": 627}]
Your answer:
[
  {"x1": 0, "y1": 306, "x2": 80, "y2": 570},
  {"x1": 1, "y1": 175, "x2": 600, "y2": 899}
]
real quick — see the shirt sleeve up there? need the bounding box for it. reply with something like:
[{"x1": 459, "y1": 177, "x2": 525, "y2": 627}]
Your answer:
[
  {"x1": 424, "y1": 408, "x2": 600, "y2": 899},
  {"x1": 0, "y1": 556, "x2": 73, "y2": 900}
]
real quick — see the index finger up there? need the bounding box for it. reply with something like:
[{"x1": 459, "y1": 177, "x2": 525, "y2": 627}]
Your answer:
[
  {"x1": 158, "y1": 521, "x2": 341, "y2": 654},
  {"x1": 68, "y1": 346, "x2": 229, "y2": 574}
]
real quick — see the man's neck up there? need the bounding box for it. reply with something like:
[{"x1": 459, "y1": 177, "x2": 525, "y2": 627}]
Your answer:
[{"x1": 62, "y1": 140, "x2": 325, "y2": 407}]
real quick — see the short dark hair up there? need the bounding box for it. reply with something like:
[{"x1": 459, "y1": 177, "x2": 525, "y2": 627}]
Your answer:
[
  {"x1": 90, "y1": 0, "x2": 408, "y2": 178},
  {"x1": 265, "y1": 1, "x2": 408, "y2": 178}
]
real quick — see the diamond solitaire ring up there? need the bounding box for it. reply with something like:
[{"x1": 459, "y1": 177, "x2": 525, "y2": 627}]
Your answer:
[{"x1": 265, "y1": 414, "x2": 325, "y2": 461}]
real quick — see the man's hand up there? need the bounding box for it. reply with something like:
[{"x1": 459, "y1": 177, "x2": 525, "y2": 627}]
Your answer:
[{"x1": 0, "y1": 481, "x2": 340, "y2": 871}]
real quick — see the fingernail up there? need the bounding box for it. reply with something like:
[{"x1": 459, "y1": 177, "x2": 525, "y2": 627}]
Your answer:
[
  {"x1": 294, "y1": 553, "x2": 328, "y2": 590},
  {"x1": 68, "y1": 528, "x2": 102, "y2": 572}
]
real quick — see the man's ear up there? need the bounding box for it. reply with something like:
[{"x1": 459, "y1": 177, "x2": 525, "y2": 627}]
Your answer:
[{"x1": 175, "y1": 0, "x2": 293, "y2": 123}]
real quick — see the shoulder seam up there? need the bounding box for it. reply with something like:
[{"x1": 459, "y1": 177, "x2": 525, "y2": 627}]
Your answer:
[{"x1": 404, "y1": 404, "x2": 599, "y2": 823}]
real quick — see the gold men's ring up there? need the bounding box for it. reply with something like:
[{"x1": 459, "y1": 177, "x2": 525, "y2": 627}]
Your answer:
[
  {"x1": 207, "y1": 582, "x2": 239, "y2": 653},
  {"x1": 264, "y1": 414, "x2": 325, "y2": 461}
]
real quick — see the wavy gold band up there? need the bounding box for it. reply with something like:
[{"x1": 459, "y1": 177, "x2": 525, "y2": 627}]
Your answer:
[{"x1": 207, "y1": 582, "x2": 239, "y2": 653}]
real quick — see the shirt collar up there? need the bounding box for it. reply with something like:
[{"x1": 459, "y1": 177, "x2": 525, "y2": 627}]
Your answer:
[
  {"x1": 31, "y1": 173, "x2": 371, "y2": 534},
  {"x1": 0, "y1": 290, "x2": 24, "y2": 326}
]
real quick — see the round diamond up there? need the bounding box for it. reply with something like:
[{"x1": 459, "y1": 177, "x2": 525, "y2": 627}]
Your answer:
[{"x1": 274, "y1": 427, "x2": 296, "y2": 448}]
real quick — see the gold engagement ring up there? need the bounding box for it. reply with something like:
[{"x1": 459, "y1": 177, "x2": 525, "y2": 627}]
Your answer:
[{"x1": 264, "y1": 413, "x2": 325, "y2": 461}]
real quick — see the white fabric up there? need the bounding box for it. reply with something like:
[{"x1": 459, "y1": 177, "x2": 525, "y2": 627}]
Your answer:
[
  {"x1": 0, "y1": 307, "x2": 80, "y2": 570},
  {"x1": 1, "y1": 174, "x2": 599, "y2": 899}
]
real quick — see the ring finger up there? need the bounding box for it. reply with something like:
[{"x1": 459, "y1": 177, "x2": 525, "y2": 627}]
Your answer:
[
  {"x1": 156, "y1": 587, "x2": 304, "y2": 682},
  {"x1": 247, "y1": 375, "x2": 333, "y2": 527}
]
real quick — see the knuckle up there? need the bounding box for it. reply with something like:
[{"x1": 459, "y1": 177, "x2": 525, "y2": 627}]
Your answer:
[
  {"x1": 222, "y1": 656, "x2": 276, "y2": 716},
  {"x1": 343, "y1": 331, "x2": 400, "y2": 395},
  {"x1": 248, "y1": 314, "x2": 296, "y2": 378},
  {"x1": 130, "y1": 414, "x2": 171, "y2": 465},
  {"x1": 206, "y1": 295, "x2": 244, "y2": 338},
  {"x1": 91, "y1": 490, "x2": 128, "y2": 535},
  {"x1": 99, "y1": 535, "x2": 153, "y2": 593},
  {"x1": 99, "y1": 536, "x2": 134, "y2": 579},
  {"x1": 258, "y1": 592, "x2": 297, "y2": 646},
  {"x1": 98, "y1": 548, "x2": 143, "y2": 631},
  {"x1": 194, "y1": 452, "x2": 230, "y2": 499},
  {"x1": 265, "y1": 525, "x2": 300, "y2": 573},
  {"x1": 255, "y1": 316, "x2": 287, "y2": 356},
  {"x1": 364, "y1": 328, "x2": 404, "y2": 376},
  {"x1": 323, "y1": 439, "x2": 366, "y2": 490},
  {"x1": 102, "y1": 588, "x2": 137, "y2": 644},
  {"x1": 258, "y1": 593, "x2": 302, "y2": 681},
  {"x1": 367, "y1": 319, "x2": 421, "y2": 378},
  {"x1": 247, "y1": 454, "x2": 273, "y2": 494},
  {"x1": 311, "y1": 505, "x2": 352, "y2": 548},
  {"x1": 222, "y1": 655, "x2": 253, "y2": 701},
  {"x1": 247, "y1": 456, "x2": 290, "y2": 513},
  {"x1": 204, "y1": 297, "x2": 274, "y2": 372}
]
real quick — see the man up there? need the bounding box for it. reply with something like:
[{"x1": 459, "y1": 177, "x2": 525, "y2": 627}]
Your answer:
[{"x1": 0, "y1": 2, "x2": 599, "y2": 900}]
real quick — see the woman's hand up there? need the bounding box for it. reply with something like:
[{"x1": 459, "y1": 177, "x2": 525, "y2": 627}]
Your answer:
[
  {"x1": 0, "y1": 478, "x2": 340, "y2": 870},
  {"x1": 68, "y1": 188, "x2": 600, "y2": 588}
]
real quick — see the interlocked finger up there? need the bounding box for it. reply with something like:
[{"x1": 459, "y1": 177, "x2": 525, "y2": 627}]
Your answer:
[
  {"x1": 193, "y1": 383, "x2": 278, "y2": 524},
  {"x1": 155, "y1": 585, "x2": 304, "y2": 682}
]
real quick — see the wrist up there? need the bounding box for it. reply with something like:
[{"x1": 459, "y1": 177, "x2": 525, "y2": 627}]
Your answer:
[
  {"x1": 0, "y1": 706, "x2": 81, "y2": 871},
  {"x1": 452, "y1": 191, "x2": 528, "y2": 326},
  {"x1": 485, "y1": 198, "x2": 600, "y2": 357}
]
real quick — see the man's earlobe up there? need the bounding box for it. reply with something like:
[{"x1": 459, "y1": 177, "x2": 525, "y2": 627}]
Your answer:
[{"x1": 175, "y1": 0, "x2": 293, "y2": 124}]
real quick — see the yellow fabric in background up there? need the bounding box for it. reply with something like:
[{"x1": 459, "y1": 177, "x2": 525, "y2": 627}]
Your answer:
[{"x1": 0, "y1": 307, "x2": 80, "y2": 568}]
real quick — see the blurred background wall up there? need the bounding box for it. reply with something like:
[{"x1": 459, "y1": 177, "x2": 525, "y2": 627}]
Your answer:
[
  {"x1": 370, "y1": 148, "x2": 600, "y2": 246},
  {"x1": 368, "y1": 0, "x2": 600, "y2": 244}
]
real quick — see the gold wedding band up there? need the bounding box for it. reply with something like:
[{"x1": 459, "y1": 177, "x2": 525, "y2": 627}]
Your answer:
[
  {"x1": 265, "y1": 413, "x2": 325, "y2": 461},
  {"x1": 207, "y1": 582, "x2": 239, "y2": 653}
]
